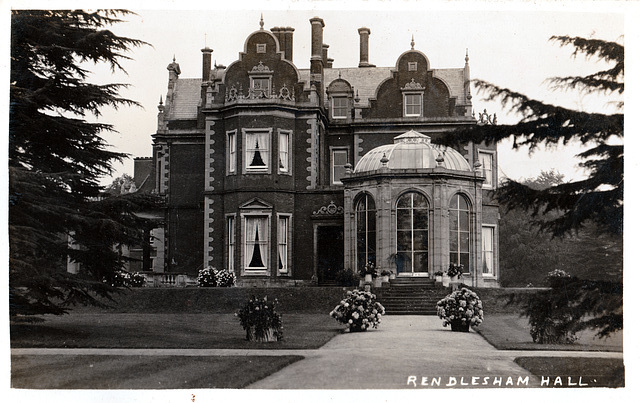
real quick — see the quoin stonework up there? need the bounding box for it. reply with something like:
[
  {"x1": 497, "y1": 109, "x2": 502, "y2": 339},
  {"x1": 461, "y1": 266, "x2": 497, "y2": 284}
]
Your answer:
[{"x1": 128, "y1": 16, "x2": 500, "y2": 287}]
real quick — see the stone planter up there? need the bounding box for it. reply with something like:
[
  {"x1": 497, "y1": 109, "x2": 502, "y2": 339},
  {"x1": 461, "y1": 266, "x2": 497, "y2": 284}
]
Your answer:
[
  {"x1": 442, "y1": 276, "x2": 450, "y2": 287},
  {"x1": 450, "y1": 320, "x2": 470, "y2": 332},
  {"x1": 364, "y1": 274, "x2": 373, "y2": 283},
  {"x1": 381, "y1": 275, "x2": 390, "y2": 283},
  {"x1": 435, "y1": 275, "x2": 443, "y2": 283}
]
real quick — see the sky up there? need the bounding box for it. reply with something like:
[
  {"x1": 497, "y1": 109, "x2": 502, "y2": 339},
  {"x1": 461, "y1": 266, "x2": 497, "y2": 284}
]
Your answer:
[
  {"x1": 45, "y1": 0, "x2": 627, "y2": 187},
  {"x1": 3, "y1": 1, "x2": 630, "y2": 186}
]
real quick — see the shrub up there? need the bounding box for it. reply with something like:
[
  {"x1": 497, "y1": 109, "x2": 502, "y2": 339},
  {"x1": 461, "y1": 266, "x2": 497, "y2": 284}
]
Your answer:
[
  {"x1": 127, "y1": 272, "x2": 146, "y2": 287},
  {"x1": 335, "y1": 269, "x2": 359, "y2": 286},
  {"x1": 524, "y1": 270, "x2": 622, "y2": 343},
  {"x1": 330, "y1": 289, "x2": 385, "y2": 332},
  {"x1": 436, "y1": 287, "x2": 484, "y2": 329},
  {"x1": 197, "y1": 266, "x2": 217, "y2": 287},
  {"x1": 107, "y1": 270, "x2": 145, "y2": 287},
  {"x1": 236, "y1": 296, "x2": 283, "y2": 341},
  {"x1": 197, "y1": 266, "x2": 236, "y2": 287}
]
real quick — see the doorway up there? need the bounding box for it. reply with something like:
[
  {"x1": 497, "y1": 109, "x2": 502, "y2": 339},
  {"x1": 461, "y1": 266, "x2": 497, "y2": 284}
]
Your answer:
[{"x1": 316, "y1": 225, "x2": 344, "y2": 285}]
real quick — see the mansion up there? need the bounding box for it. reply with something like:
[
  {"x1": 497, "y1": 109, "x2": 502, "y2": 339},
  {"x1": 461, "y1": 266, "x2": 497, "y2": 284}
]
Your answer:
[{"x1": 140, "y1": 16, "x2": 500, "y2": 287}]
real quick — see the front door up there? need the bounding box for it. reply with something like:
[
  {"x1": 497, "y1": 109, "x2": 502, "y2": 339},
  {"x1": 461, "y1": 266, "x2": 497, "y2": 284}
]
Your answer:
[
  {"x1": 316, "y1": 225, "x2": 344, "y2": 284},
  {"x1": 396, "y1": 192, "x2": 429, "y2": 276}
]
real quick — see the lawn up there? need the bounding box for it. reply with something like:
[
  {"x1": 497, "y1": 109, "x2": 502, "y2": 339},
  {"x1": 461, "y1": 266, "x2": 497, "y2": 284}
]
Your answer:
[
  {"x1": 514, "y1": 357, "x2": 625, "y2": 388},
  {"x1": 11, "y1": 354, "x2": 304, "y2": 389},
  {"x1": 475, "y1": 314, "x2": 623, "y2": 352},
  {"x1": 11, "y1": 313, "x2": 343, "y2": 349}
]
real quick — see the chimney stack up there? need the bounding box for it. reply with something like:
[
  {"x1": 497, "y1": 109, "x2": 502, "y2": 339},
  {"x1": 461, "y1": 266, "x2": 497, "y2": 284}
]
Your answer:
[
  {"x1": 283, "y1": 27, "x2": 294, "y2": 61},
  {"x1": 358, "y1": 27, "x2": 375, "y2": 67},
  {"x1": 322, "y1": 44, "x2": 329, "y2": 66},
  {"x1": 201, "y1": 46, "x2": 212, "y2": 81},
  {"x1": 309, "y1": 17, "x2": 325, "y2": 103}
]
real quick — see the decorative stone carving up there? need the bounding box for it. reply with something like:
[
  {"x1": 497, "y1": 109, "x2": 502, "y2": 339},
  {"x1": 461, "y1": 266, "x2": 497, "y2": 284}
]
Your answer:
[
  {"x1": 313, "y1": 201, "x2": 344, "y2": 216},
  {"x1": 401, "y1": 78, "x2": 425, "y2": 91},
  {"x1": 248, "y1": 61, "x2": 273, "y2": 74}
]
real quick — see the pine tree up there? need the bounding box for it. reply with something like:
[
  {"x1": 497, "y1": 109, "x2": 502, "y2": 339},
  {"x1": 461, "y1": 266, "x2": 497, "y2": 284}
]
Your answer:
[
  {"x1": 9, "y1": 10, "x2": 153, "y2": 316},
  {"x1": 439, "y1": 36, "x2": 623, "y2": 236}
]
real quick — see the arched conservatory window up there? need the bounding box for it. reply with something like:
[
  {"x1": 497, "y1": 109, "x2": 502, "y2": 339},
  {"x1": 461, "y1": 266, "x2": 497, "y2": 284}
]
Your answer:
[
  {"x1": 355, "y1": 193, "x2": 376, "y2": 270},
  {"x1": 449, "y1": 194, "x2": 471, "y2": 273},
  {"x1": 396, "y1": 192, "x2": 429, "y2": 274}
]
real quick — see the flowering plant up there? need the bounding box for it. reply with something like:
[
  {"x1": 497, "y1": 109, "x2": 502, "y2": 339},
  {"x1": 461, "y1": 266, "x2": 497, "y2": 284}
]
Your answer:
[
  {"x1": 330, "y1": 289, "x2": 385, "y2": 332},
  {"x1": 236, "y1": 296, "x2": 283, "y2": 341},
  {"x1": 434, "y1": 271, "x2": 444, "y2": 277},
  {"x1": 446, "y1": 263, "x2": 464, "y2": 279},
  {"x1": 436, "y1": 287, "x2": 484, "y2": 329},
  {"x1": 107, "y1": 270, "x2": 145, "y2": 287},
  {"x1": 197, "y1": 266, "x2": 236, "y2": 287},
  {"x1": 358, "y1": 261, "x2": 378, "y2": 278},
  {"x1": 380, "y1": 270, "x2": 392, "y2": 277}
]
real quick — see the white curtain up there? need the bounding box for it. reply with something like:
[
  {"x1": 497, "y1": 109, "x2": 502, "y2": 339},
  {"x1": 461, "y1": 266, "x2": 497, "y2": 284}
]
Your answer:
[
  {"x1": 247, "y1": 132, "x2": 269, "y2": 168},
  {"x1": 482, "y1": 226, "x2": 494, "y2": 275},
  {"x1": 278, "y1": 217, "x2": 288, "y2": 273},
  {"x1": 245, "y1": 217, "x2": 259, "y2": 268},
  {"x1": 257, "y1": 217, "x2": 268, "y2": 268},
  {"x1": 279, "y1": 132, "x2": 289, "y2": 171}
]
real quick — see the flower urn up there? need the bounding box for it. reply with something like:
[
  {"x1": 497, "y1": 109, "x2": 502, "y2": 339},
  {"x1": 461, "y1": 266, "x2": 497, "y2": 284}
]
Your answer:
[{"x1": 364, "y1": 273, "x2": 373, "y2": 283}]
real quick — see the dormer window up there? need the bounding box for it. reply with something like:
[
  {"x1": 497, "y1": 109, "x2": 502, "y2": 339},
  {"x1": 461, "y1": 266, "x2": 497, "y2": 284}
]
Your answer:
[
  {"x1": 332, "y1": 96, "x2": 349, "y2": 119},
  {"x1": 404, "y1": 93, "x2": 423, "y2": 117},
  {"x1": 251, "y1": 77, "x2": 271, "y2": 97}
]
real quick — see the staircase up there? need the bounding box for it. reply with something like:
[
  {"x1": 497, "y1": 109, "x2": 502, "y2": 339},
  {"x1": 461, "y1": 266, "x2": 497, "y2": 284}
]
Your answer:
[{"x1": 375, "y1": 277, "x2": 449, "y2": 315}]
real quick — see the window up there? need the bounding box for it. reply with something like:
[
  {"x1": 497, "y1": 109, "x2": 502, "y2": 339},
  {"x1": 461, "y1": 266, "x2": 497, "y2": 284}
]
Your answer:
[
  {"x1": 482, "y1": 226, "x2": 495, "y2": 276},
  {"x1": 355, "y1": 194, "x2": 376, "y2": 269},
  {"x1": 331, "y1": 148, "x2": 348, "y2": 185},
  {"x1": 479, "y1": 151, "x2": 494, "y2": 189},
  {"x1": 227, "y1": 215, "x2": 236, "y2": 271},
  {"x1": 396, "y1": 192, "x2": 429, "y2": 274},
  {"x1": 251, "y1": 77, "x2": 271, "y2": 97},
  {"x1": 277, "y1": 215, "x2": 291, "y2": 274},
  {"x1": 256, "y1": 43, "x2": 266, "y2": 53},
  {"x1": 449, "y1": 194, "x2": 471, "y2": 273},
  {"x1": 404, "y1": 93, "x2": 422, "y2": 117},
  {"x1": 278, "y1": 130, "x2": 290, "y2": 173},
  {"x1": 243, "y1": 129, "x2": 271, "y2": 173},
  {"x1": 244, "y1": 215, "x2": 269, "y2": 273},
  {"x1": 227, "y1": 130, "x2": 237, "y2": 174},
  {"x1": 332, "y1": 96, "x2": 348, "y2": 119},
  {"x1": 408, "y1": 61, "x2": 417, "y2": 71}
]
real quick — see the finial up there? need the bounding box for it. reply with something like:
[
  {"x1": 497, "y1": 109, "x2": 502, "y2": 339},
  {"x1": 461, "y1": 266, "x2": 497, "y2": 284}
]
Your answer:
[
  {"x1": 355, "y1": 89, "x2": 360, "y2": 103},
  {"x1": 436, "y1": 152, "x2": 445, "y2": 166},
  {"x1": 411, "y1": 35, "x2": 415, "y2": 50},
  {"x1": 173, "y1": 55, "x2": 176, "y2": 63},
  {"x1": 338, "y1": 71, "x2": 341, "y2": 79},
  {"x1": 159, "y1": 95, "x2": 163, "y2": 105},
  {"x1": 260, "y1": 13, "x2": 264, "y2": 30},
  {"x1": 205, "y1": 33, "x2": 207, "y2": 47},
  {"x1": 380, "y1": 153, "x2": 389, "y2": 167},
  {"x1": 465, "y1": 48, "x2": 469, "y2": 64}
]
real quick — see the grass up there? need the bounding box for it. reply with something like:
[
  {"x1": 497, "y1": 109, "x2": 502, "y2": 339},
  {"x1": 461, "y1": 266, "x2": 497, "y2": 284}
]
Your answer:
[
  {"x1": 11, "y1": 313, "x2": 343, "y2": 349},
  {"x1": 514, "y1": 357, "x2": 625, "y2": 388},
  {"x1": 11, "y1": 354, "x2": 304, "y2": 389},
  {"x1": 475, "y1": 314, "x2": 623, "y2": 352}
]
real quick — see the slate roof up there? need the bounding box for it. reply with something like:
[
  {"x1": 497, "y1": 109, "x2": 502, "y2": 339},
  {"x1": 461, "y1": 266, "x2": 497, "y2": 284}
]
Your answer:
[{"x1": 167, "y1": 78, "x2": 202, "y2": 120}]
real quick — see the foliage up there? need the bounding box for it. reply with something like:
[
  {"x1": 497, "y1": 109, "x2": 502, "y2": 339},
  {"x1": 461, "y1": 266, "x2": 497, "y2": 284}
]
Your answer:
[
  {"x1": 9, "y1": 10, "x2": 152, "y2": 316},
  {"x1": 446, "y1": 263, "x2": 464, "y2": 279},
  {"x1": 109, "y1": 270, "x2": 145, "y2": 287},
  {"x1": 436, "y1": 288, "x2": 484, "y2": 328},
  {"x1": 437, "y1": 36, "x2": 623, "y2": 236},
  {"x1": 197, "y1": 266, "x2": 236, "y2": 287},
  {"x1": 330, "y1": 289, "x2": 385, "y2": 332},
  {"x1": 334, "y1": 269, "x2": 360, "y2": 287},
  {"x1": 236, "y1": 296, "x2": 283, "y2": 341},
  {"x1": 380, "y1": 270, "x2": 392, "y2": 277},
  {"x1": 105, "y1": 173, "x2": 136, "y2": 195},
  {"x1": 523, "y1": 271, "x2": 622, "y2": 343},
  {"x1": 434, "y1": 271, "x2": 444, "y2": 277},
  {"x1": 358, "y1": 261, "x2": 378, "y2": 278},
  {"x1": 499, "y1": 172, "x2": 622, "y2": 287}
]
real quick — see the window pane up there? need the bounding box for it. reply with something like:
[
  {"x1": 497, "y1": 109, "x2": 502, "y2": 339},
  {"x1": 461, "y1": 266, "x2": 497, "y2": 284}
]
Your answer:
[
  {"x1": 414, "y1": 252, "x2": 428, "y2": 272},
  {"x1": 396, "y1": 230, "x2": 412, "y2": 250},
  {"x1": 460, "y1": 232, "x2": 470, "y2": 252},
  {"x1": 395, "y1": 252, "x2": 411, "y2": 273},
  {"x1": 397, "y1": 210, "x2": 412, "y2": 229},
  {"x1": 397, "y1": 194, "x2": 412, "y2": 208},
  {"x1": 413, "y1": 193, "x2": 428, "y2": 208},
  {"x1": 449, "y1": 213, "x2": 458, "y2": 231},
  {"x1": 449, "y1": 231, "x2": 458, "y2": 251},
  {"x1": 460, "y1": 253, "x2": 470, "y2": 273},
  {"x1": 413, "y1": 209, "x2": 428, "y2": 228},
  {"x1": 413, "y1": 230, "x2": 428, "y2": 251}
]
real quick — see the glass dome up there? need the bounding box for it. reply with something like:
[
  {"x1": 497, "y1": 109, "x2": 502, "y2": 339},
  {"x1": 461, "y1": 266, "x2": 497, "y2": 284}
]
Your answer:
[{"x1": 353, "y1": 130, "x2": 472, "y2": 173}]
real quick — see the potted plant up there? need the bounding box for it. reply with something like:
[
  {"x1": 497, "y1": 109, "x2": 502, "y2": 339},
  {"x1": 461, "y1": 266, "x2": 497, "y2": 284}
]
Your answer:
[
  {"x1": 236, "y1": 296, "x2": 283, "y2": 342},
  {"x1": 436, "y1": 287, "x2": 484, "y2": 332},
  {"x1": 434, "y1": 271, "x2": 444, "y2": 283},
  {"x1": 358, "y1": 261, "x2": 378, "y2": 284},
  {"x1": 380, "y1": 270, "x2": 392, "y2": 283},
  {"x1": 330, "y1": 289, "x2": 386, "y2": 332},
  {"x1": 447, "y1": 263, "x2": 464, "y2": 289}
]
